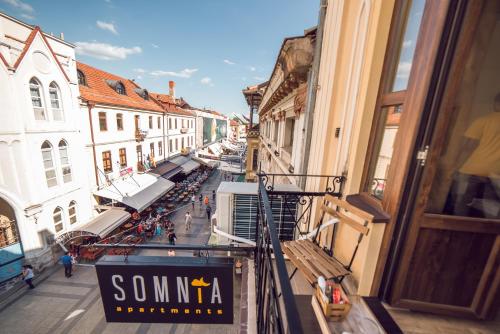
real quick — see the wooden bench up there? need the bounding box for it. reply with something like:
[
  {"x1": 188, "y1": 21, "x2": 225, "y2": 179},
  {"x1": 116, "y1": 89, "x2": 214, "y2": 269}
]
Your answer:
[{"x1": 282, "y1": 194, "x2": 374, "y2": 286}]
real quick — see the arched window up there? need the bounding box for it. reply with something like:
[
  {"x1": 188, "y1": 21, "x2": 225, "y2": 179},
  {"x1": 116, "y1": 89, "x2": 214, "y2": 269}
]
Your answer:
[
  {"x1": 53, "y1": 207, "x2": 63, "y2": 232},
  {"x1": 68, "y1": 201, "x2": 77, "y2": 225},
  {"x1": 77, "y1": 70, "x2": 86, "y2": 86},
  {"x1": 58, "y1": 140, "x2": 72, "y2": 183},
  {"x1": 30, "y1": 77, "x2": 46, "y2": 120},
  {"x1": 41, "y1": 141, "x2": 57, "y2": 187},
  {"x1": 116, "y1": 82, "x2": 126, "y2": 95},
  {"x1": 49, "y1": 82, "x2": 64, "y2": 121}
]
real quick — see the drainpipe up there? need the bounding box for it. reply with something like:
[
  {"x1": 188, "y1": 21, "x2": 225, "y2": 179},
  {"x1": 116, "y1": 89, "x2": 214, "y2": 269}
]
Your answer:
[
  {"x1": 86, "y1": 101, "x2": 99, "y2": 187},
  {"x1": 299, "y1": 0, "x2": 327, "y2": 189},
  {"x1": 162, "y1": 113, "x2": 166, "y2": 162}
]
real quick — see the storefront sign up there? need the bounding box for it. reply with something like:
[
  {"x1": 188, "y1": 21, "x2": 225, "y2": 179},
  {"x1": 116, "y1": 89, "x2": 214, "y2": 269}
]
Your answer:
[{"x1": 95, "y1": 255, "x2": 234, "y2": 324}]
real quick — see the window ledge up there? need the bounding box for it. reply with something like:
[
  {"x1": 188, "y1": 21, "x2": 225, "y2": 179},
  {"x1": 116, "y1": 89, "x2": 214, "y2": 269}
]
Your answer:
[{"x1": 345, "y1": 193, "x2": 391, "y2": 223}]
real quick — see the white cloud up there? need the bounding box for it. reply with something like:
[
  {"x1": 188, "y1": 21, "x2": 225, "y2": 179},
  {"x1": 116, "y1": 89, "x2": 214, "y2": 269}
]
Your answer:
[
  {"x1": 396, "y1": 61, "x2": 412, "y2": 79},
  {"x1": 96, "y1": 20, "x2": 118, "y2": 35},
  {"x1": 75, "y1": 42, "x2": 142, "y2": 60},
  {"x1": 3, "y1": 0, "x2": 33, "y2": 13},
  {"x1": 133, "y1": 68, "x2": 146, "y2": 73},
  {"x1": 20, "y1": 13, "x2": 34, "y2": 20},
  {"x1": 223, "y1": 59, "x2": 235, "y2": 65},
  {"x1": 253, "y1": 76, "x2": 266, "y2": 81},
  {"x1": 150, "y1": 68, "x2": 198, "y2": 78},
  {"x1": 248, "y1": 66, "x2": 256, "y2": 72},
  {"x1": 136, "y1": 75, "x2": 143, "y2": 80},
  {"x1": 402, "y1": 40, "x2": 412, "y2": 48},
  {"x1": 151, "y1": 43, "x2": 159, "y2": 48},
  {"x1": 200, "y1": 77, "x2": 214, "y2": 86}
]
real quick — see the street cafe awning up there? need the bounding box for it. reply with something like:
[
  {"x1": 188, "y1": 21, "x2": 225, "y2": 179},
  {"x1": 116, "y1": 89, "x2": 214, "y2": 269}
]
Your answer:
[
  {"x1": 149, "y1": 161, "x2": 183, "y2": 179},
  {"x1": 55, "y1": 208, "x2": 131, "y2": 244},
  {"x1": 94, "y1": 173, "x2": 174, "y2": 212},
  {"x1": 193, "y1": 156, "x2": 219, "y2": 168},
  {"x1": 76, "y1": 208, "x2": 130, "y2": 238},
  {"x1": 180, "y1": 160, "x2": 200, "y2": 174}
]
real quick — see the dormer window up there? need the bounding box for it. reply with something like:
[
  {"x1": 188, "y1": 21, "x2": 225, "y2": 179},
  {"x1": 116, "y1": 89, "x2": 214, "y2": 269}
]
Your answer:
[
  {"x1": 77, "y1": 70, "x2": 86, "y2": 86},
  {"x1": 106, "y1": 80, "x2": 126, "y2": 95},
  {"x1": 116, "y1": 82, "x2": 126, "y2": 95},
  {"x1": 134, "y1": 88, "x2": 149, "y2": 100}
]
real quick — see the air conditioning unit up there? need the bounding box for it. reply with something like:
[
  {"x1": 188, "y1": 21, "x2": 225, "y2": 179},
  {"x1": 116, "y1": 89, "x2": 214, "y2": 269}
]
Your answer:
[{"x1": 214, "y1": 182, "x2": 298, "y2": 246}]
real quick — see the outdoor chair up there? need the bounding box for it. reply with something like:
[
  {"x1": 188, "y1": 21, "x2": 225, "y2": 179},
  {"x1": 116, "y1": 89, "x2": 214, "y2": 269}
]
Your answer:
[{"x1": 282, "y1": 194, "x2": 373, "y2": 286}]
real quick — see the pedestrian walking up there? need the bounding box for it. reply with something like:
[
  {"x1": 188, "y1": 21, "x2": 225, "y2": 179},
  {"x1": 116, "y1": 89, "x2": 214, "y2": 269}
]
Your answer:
[
  {"x1": 191, "y1": 194, "x2": 196, "y2": 209},
  {"x1": 206, "y1": 204, "x2": 212, "y2": 222},
  {"x1": 22, "y1": 265, "x2": 35, "y2": 289},
  {"x1": 136, "y1": 223, "x2": 143, "y2": 237},
  {"x1": 212, "y1": 190, "x2": 216, "y2": 201},
  {"x1": 168, "y1": 230, "x2": 177, "y2": 245},
  {"x1": 155, "y1": 223, "x2": 162, "y2": 236},
  {"x1": 60, "y1": 252, "x2": 73, "y2": 278},
  {"x1": 204, "y1": 195, "x2": 209, "y2": 206},
  {"x1": 198, "y1": 193, "x2": 203, "y2": 206},
  {"x1": 185, "y1": 211, "x2": 193, "y2": 231}
]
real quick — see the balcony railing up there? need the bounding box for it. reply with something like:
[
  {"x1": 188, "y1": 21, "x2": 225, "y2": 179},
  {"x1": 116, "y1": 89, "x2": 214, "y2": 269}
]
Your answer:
[
  {"x1": 255, "y1": 173, "x2": 345, "y2": 333},
  {"x1": 180, "y1": 127, "x2": 188, "y2": 133},
  {"x1": 135, "y1": 129, "x2": 147, "y2": 142}
]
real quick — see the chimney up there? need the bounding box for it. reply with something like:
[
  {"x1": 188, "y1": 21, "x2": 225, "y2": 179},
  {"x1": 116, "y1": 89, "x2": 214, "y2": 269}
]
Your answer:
[{"x1": 169, "y1": 81, "x2": 175, "y2": 98}]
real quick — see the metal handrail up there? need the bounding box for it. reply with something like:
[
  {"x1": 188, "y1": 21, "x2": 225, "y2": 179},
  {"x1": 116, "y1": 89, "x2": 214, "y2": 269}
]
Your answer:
[{"x1": 256, "y1": 177, "x2": 303, "y2": 333}]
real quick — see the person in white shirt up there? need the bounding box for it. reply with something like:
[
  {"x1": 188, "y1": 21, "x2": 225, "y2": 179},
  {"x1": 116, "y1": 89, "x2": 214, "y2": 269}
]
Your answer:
[
  {"x1": 185, "y1": 211, "x2": 193, "y2": 231},
  {"x1": 22, "y1": 265, "x2": 35, "y2": 289}
]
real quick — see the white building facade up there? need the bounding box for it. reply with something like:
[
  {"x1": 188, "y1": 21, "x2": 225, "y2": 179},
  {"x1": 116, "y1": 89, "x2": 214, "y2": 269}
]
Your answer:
[{"x1": 0, "y1": 14, "x2": 93, "y2": 279}]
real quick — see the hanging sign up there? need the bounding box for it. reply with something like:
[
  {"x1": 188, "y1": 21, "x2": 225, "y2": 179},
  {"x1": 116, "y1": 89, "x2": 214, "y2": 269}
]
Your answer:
[{"x1": 95, "y1": 255, "x2": 234, "y2": 324}]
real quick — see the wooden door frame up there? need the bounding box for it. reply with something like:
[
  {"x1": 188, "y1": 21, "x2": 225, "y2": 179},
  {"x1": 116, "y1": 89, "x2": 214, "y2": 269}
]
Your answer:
[
  {"x1": 368, "y1": 0, "x2": 455, "y2": 297},
  {"x1": 387, "y1": 0, "x2": 500, "y2": 318}
]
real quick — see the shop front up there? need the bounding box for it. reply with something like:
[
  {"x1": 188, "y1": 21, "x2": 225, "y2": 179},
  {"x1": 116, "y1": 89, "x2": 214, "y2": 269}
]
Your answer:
[{"x1": 0, "y1": 197, "x2": 23, "y2": 285}]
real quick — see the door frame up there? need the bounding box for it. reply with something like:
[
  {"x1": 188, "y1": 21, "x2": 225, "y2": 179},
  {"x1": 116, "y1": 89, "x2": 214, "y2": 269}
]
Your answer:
[{"x1": 381, "y1": 0, "x2": 500, "y2": 318}]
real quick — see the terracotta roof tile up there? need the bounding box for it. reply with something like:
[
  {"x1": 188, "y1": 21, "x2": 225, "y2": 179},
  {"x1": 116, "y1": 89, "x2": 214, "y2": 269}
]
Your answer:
[
  {"x1": 150, "y1": 92, "x2": 195, "y2": 117},
  {"x1": 77, "y1": 62, "x2": 164, "y2": 113}
]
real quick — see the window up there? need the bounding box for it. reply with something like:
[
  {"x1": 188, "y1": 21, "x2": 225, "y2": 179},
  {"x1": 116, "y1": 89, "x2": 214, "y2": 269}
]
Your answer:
[
  {"x1": 157, "y1": 117, "x2": 161, "y2": 129},
  {"x1": 58, "y1": 140, "x2": 72, "y2": 183},
  {"x1": 134, "y1": 115, "x2": 140, "y2": 131},
  {"x1": 181, "y1": 137, "x2": 184, "y2": 149},
  {"x1": 363, "y1": 0, "x2": 426, "y2": 200},
  {"x1": 77, "y1": 70, "x2": 86, "y2": 86},
  {"x1": 30, "y1": 78, "x2": 45, "y2": 120},
  {"x1": 116, "y1": 82, "x2": 126, "y2": 95},
  {"x1": 158, "y1": 142, "x2": 162, "y2": 156},
  {"x1": 53, "y1": 207, "x2": 63, "y2": 233},
  {"x1": 49, "y1": 82, "x2": 63, "y2": 121},
  {"x1": 102, "y1": 151, "x2": 112, "y2": 173},
  {"x1": 252, "y1": 149, "x2": 259, "y2": 171},
  {"x1": 169, "y1": 118, "x2": 172, "y2": 129},
  {"x1": 283, "y1": 118, "x2": 295, "y2": 154},
  {"x1": 149, "y1": 116, "x2": 153, "y2": 129},
  {"x1": 99, "y1": 112, "x2": 107, "y2": 131},
  {"x1": 169, "y1": 139, "x2": 173, "y2": 153},
  {"x1": 68, "y1": 201, "x2": 77, "y2": 225},
  {"x1": 175, "y1": 138, "x2": 178, "y2": 151},
  {"x1": 150, "y1": 142, "x2": 155, "y2": 157},
  {"x1": 136, "y1": 145, "x2": 143, "y2": 170},
  {"x1": 41, "y1": 141, "x2": 57, "y2": 187},
  {"x1": 119, "y1": 148, "x2": 127, "y2": 168},
  {"x1": 116, "y1": 113, "x2": 123, "y2": 130},
  {"x1": 182, "y1": 119, "x2": 185, "y2": 128},
  {"x1": 273, "y1": 121, "x2": 279, "y2": 144},
  {"x1": 175, "y1": 118, "x2": 178, "y2": 129}
]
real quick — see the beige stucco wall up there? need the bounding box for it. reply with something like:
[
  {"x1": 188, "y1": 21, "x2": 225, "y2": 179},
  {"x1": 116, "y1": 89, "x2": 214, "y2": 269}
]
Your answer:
[{"x1": 305, "y1": 0, "x2": 395, "y2": 295}]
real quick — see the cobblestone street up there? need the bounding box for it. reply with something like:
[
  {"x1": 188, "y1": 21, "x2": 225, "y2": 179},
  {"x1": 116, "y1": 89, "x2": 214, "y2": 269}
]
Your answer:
[{"x1": 0, "y1": 169, "x2": 242, "y2": 334}]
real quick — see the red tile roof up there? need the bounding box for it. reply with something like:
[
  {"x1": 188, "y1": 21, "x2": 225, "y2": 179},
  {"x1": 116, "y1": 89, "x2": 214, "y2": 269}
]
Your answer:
[
  {"x1": 13, "y1": 26, "x2": 70, "y2": 82},
  {"x1": 77, "y1": 62, "x2": 164, "y2": 112},
  {"x1": 150, "y1": 92, "x2": 195, "y2": 117}
]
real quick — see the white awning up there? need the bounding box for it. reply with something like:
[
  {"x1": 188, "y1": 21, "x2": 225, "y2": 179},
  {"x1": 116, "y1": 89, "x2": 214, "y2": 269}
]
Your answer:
[
  {"x1": 181, "y1": 160, "x2": 200, "y2": 174},
  {"x1": 94, "y1": 173, "x2": 174, "y2": 212},
  {"x1": 193, "y1": 156, "x2": 219, "y2": 168},
  {"x1": 75, "y1": 208, "x2": 130, "y2": 238}
]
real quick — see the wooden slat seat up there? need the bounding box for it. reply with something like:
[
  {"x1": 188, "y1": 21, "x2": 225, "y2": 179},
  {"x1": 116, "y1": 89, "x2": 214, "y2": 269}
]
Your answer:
[
  {"x1": 283, "y1": 239, "x2": 350, "y2": 285},
  {"x1": 282, "y1": 195, "x2": 374, "y2": 286}
]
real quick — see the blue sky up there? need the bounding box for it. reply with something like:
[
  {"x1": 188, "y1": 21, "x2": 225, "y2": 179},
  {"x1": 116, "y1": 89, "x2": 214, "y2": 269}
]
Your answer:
[{"x1": 1, "y1": 0, "x2": 319, "y2": 116}]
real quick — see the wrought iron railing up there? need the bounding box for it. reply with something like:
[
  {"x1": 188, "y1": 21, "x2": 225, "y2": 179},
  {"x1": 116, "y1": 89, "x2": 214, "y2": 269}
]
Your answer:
[{"x1": 255, "y1": 177, "x2": 303, "y2": 334}]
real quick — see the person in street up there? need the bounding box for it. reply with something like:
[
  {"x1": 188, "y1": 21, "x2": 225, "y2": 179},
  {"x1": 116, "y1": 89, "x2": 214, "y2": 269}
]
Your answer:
[
  {"x1": 22, "y1": 265, "x2": 35, "y2": 289},
  {"x1": 155, "y1": 222, "x2": 162, "y2": 236},
  {"x1": 206, "y1": 204, "x2": 212, "y2": 222},
  {"x1": 212, "y1": 190, "x2": 216, "y2": 201},
  {"x1": 204, "y1": 195, "x2": 209, "y2": 206},
  {"x1": 199, "y1": 193, "x2": 203, "y2": 206},
  {"x1": 185, "y1": 211, "x2": 193, "y2": 231},
  {"x1": 167, "y1": 229, "x2": 177, "y2": 245},
  {"x1": 60, "y1": 252, "x2": 73, "y2": 278},
  {"x1": 191, "y1": 194, "x2": 196, "y2": 209},
  {"x1": 136, "y1": 222, "x2": 143, "y2": 237}
]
